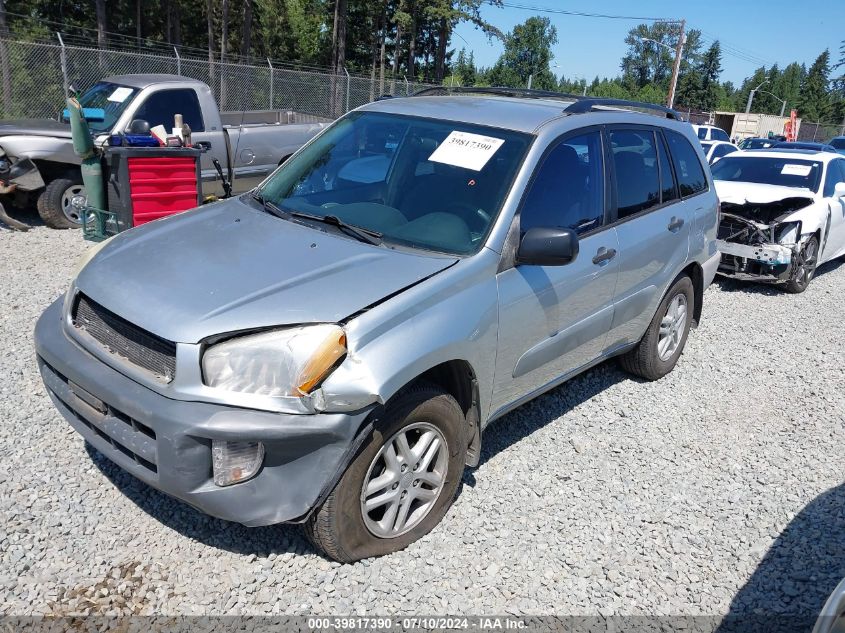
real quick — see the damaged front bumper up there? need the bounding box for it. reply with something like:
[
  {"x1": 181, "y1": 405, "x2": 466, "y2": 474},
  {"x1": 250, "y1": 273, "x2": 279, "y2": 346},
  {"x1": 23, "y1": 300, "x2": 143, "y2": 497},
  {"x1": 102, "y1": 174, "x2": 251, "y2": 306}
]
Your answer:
[
  {"x1": 0, "y1": 150, "x2": 45, "y2": 192},
  {"x1": 717, "y1": 213, "x2": 802, "y2": 282}
]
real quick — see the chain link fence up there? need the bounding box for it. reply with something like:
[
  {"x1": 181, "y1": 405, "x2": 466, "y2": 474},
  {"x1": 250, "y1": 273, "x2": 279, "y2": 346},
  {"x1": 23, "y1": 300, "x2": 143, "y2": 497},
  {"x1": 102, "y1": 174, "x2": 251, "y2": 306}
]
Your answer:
[
  {"x1": 0, "y1": 37, "x2": 438, "y2": 120},
  {"x1": 797, "y1": 120, "x2": 845, "y2": 143}
]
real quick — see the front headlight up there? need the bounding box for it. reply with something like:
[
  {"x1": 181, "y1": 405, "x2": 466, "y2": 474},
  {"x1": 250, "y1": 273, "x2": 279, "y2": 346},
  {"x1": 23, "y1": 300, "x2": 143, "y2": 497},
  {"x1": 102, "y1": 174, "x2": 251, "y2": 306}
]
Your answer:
[
  {"x1": 202, "y1": 325, "x2": 347, "y2": 397},
  {"x1": 777, "y1": 222, "x2": 800, "y2": 245},
  {"x1": 64, "y1": 238, "x2": 111, "y2": 311}
]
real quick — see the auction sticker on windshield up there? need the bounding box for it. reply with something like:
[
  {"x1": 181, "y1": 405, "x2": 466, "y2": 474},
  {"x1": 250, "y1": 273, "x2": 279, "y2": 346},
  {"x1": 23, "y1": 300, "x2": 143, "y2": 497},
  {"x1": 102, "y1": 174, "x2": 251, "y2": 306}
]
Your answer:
[
  {"x1": 781, "y1": 164, "x2": 813, "y2": 176},
  {"x1": 428, "y1": 131, "x2": 505, "y2": 171},
  {"x1": 108, "y1": 87, "x2": 133, "y2": 103}
]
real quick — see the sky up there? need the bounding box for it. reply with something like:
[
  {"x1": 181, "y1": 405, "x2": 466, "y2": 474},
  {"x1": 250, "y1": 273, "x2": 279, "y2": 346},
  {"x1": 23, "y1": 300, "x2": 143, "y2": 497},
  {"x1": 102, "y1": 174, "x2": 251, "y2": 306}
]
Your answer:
[{"x1": 452, "y1": 0, "x2": 845, "y2": 86}]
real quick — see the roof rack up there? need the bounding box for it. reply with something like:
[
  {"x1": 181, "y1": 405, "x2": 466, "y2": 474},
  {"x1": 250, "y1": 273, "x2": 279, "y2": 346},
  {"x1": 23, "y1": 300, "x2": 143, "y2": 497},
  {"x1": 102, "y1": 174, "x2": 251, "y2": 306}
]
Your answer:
[
  {"x1": 413, "y1": 86, "x2": 584, "y2": 102},
  {"x1": 410, "y1": 87, "x2": 685, "y2": 121},
  {"x1": 564, "y1": 98, "x2": 683, "y2": 121}
]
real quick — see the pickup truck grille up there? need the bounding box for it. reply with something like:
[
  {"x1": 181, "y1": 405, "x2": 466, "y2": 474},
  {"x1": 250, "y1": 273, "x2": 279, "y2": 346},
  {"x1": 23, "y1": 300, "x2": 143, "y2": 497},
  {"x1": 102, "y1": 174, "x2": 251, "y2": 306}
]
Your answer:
[{"x1": 72, "y1": 295, "x2": 176, "y2": 383}]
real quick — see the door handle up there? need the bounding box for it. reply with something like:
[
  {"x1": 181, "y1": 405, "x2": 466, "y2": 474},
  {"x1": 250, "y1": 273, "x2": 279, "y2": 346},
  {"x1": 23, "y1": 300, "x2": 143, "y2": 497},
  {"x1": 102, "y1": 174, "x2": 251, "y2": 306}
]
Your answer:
[
  {"x1": 668, "y1": 216, "x2": 685, "y2": 232},
  {"x1": 592, "y1": 247, "x2": 617, "y2": 265}
]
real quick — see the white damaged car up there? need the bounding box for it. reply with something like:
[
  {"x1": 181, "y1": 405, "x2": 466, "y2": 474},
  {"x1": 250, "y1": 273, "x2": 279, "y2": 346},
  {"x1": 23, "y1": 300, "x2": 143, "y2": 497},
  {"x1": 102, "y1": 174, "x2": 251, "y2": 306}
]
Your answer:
[{"x1": 711, "y1": 148, "x2": 845, "y2": 292}]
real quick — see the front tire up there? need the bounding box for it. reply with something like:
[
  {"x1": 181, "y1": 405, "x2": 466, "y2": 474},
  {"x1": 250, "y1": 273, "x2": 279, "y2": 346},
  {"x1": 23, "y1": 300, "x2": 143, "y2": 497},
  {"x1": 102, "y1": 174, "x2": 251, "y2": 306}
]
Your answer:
[
  {"x1": 620, "y1": 275, "x2": 694, "y2": 381},
  {"x1": 36, "y1": 177, "x2": 86, "y2": 229},
  {"x1": 305, "y1": 385, "x2": 467, "y2": 562},
  {"x1": 784, "y1": 235, "x2": 818, "y2": 294}
]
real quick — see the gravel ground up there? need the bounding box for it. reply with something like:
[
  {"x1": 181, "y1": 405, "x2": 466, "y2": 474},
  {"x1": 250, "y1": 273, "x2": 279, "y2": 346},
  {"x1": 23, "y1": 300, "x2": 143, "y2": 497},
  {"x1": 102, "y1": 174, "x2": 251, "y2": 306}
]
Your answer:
[{"x1": 1, "y1": 217, "x2": 844, "y2": 620}]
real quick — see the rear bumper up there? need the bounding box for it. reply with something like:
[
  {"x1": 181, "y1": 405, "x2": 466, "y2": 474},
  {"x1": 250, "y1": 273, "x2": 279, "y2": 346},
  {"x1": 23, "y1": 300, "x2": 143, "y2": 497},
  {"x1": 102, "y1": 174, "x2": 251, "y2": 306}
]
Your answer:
[
  {"x1": 35, "y1": 298, "x2": 372, "y2": 526},
  {"x1": 702, "y1": 251, "x2": 721, "y2": 289}
]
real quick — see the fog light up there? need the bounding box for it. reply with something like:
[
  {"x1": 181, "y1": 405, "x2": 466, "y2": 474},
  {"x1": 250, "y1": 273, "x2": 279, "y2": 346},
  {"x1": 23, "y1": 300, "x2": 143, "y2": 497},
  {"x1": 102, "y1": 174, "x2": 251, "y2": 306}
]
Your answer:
[{"x1": 211, "y1": 440, "x2": 265, "y2": 486}]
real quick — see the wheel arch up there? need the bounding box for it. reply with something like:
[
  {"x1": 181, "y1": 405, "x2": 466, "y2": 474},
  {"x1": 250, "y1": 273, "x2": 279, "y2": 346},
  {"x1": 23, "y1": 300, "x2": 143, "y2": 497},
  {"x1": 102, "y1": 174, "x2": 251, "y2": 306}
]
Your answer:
[
  {"x1": 390, "y1": 359, "x2": 482, "y2": 467},
  {"x1": 680, "y1": 261, "x2": 704, "y2": 327}
]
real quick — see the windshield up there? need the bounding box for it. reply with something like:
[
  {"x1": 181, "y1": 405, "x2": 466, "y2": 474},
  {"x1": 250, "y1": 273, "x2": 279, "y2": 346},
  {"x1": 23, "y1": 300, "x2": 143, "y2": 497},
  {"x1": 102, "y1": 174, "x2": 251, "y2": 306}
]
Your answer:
[
  {"x1": 711, "y1": 156, "x2": 823, "y2": 192},
  {"x1": 76, "y1": 82, "x2": 139, "y2": 133},
  {"x1": 697, "y1": 127, "x2": 708, "y2": 139},
  {"x1": 256, "y1": 111, "x2": 532, "y2": 255},
  {"x1": 746, "y1": 138, "x2": 775, "y2": 149}
]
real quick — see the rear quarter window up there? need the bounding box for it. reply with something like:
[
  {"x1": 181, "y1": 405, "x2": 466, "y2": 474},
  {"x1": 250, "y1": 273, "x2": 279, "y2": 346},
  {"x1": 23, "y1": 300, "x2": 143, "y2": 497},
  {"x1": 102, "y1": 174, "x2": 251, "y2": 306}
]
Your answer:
[{"x1": 665, "y1": 131, "x2": 708, "y2": 197}]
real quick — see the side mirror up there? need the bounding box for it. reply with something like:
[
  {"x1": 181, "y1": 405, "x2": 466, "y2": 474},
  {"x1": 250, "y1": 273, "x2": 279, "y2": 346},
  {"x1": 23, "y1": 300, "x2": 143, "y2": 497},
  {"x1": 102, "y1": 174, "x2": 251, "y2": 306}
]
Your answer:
[
  {"x1": 517, "y1": 227, "x2": 579, "y2": 266},
  {"x1": 195, "y1": 141, "x2": 212, "y2": 152},
  {"x1": 834, "y1": 181, "x2": 845, "y2": 198},
  {"x1": 127, "y1": 119, "x2": 150, "y2": 135}
]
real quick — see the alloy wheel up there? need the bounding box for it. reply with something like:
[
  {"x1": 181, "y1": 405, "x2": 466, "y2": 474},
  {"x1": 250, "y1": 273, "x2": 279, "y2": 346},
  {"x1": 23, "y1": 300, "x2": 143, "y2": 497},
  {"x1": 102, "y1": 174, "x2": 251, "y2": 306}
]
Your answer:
[
  {"x1": 360, "y1": 422, "x2": 448, "y2": 538},
  {"x1": 657, "y1": 293, "x2": 688, "y2": 361}
]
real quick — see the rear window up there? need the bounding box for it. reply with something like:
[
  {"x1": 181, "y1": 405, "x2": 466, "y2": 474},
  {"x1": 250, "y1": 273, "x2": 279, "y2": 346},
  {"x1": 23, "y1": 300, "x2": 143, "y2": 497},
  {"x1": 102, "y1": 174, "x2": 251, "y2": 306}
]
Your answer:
[
  {"x1": 665, "y1": 131, "x2": 708, "y2": 197},
  {"x1": 712, "y1": 128, "x2": 730, "y2": 142},
  {"x1": 711, "y1": 156, "x2": 823, "y2": 193}
]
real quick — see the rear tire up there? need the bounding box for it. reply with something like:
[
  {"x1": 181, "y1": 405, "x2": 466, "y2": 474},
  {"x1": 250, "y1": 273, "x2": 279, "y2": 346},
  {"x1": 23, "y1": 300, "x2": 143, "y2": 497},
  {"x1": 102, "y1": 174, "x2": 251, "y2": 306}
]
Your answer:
[
  {"x1": 784, "y1": 235, "x2": 818, "y2": 294},
  {"x1": 620, "y1": 275, "x2": 694, "y2": 381},
  {"x1": 36, "y1": 177, "x2": 86, "y2": 229},
  {"x1": 305, "y1": 384, "x2": 466, "y2": 563}
]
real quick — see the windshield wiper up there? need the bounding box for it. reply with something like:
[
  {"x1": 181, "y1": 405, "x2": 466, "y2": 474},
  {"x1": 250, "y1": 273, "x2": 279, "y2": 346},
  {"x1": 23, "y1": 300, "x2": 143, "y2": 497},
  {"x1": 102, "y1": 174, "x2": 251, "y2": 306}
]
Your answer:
[
  {"x1": 250, "y1": 191, "x2": 287, "y2": 219},
  {"x1": 288, "y1": 210, "x2": 383, "y2": 246}
]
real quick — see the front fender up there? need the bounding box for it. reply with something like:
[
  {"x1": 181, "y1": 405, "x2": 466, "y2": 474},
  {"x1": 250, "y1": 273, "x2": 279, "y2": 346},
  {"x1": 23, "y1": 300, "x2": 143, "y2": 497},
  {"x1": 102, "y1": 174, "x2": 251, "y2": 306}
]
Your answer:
[
  {"x1": 318, "y1": 251, "x2": 500, "y2": 423},
  {"x1": 0, "y1": 135, "x2": 79, "y2": 165}
]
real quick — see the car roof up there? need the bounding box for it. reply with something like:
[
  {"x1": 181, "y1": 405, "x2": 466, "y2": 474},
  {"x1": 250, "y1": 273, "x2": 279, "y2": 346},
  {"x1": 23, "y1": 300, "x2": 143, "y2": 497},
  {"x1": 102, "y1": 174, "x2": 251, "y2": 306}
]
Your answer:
[
  {"x1": 727, "y1": 148, "x2": 838, "y2": 161},
  {"x1": 102, "y1": 74, "x2": 205, "y2": 88},
  {"x1": 359, "y1": 94, "x2": 691, "y2": 134}
]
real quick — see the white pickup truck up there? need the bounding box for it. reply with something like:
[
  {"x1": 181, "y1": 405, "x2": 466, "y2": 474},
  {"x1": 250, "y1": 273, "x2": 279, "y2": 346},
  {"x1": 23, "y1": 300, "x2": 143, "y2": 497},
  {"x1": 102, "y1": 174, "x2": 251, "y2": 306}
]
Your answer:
[{"x1": 0, "y1": 74, "x2": 330, "y2": 228}]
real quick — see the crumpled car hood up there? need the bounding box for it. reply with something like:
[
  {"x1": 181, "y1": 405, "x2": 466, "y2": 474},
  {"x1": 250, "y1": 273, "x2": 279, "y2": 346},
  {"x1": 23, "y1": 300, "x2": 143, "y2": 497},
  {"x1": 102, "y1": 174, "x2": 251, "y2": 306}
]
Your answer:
[
  {"x1": 76, "y1": 198, "x2": 458, "y2": 343},
  {"x1": 715, "y1": 181, "x2": 816, "y2": 225},
  {"x1": 715, "y1": 181, "x2": 814, "y2": 205},
  {"x1": 0, "y1": 118, "x2": 72, "y2": 139}
]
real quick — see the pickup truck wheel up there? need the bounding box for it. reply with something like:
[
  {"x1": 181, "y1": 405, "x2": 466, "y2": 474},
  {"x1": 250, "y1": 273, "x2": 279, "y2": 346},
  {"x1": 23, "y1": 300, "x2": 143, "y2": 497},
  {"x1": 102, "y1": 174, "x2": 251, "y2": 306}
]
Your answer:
[
  {"x1": 619, "y1": 275, "x2": 694, "y2": 381},
  {"x1": 784, "y1": 235, "x2": 818, "y2": 294},
  {"x1": 305, "y1": 385, "x2": 466, "y2": 563},
  {"x1": 36, "y1": 178, "x2": 86, "y2": 229}
]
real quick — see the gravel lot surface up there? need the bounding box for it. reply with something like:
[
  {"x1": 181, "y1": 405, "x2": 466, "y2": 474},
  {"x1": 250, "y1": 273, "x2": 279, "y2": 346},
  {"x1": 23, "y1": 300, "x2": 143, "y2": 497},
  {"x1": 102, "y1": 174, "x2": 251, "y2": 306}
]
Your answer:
[{"x1": 1, "y1": 217, "x2": 844, "y2": 620}]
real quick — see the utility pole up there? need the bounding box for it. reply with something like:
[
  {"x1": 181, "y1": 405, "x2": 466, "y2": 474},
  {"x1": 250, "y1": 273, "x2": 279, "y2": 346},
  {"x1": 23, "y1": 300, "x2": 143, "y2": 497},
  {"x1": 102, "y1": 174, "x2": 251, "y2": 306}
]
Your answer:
[
  {"x1": 745, "y1": 79, "x2": 767, "y2": 114},
  {"x1": 666, "y1": 19, "x2": 685, "y2": 109}
]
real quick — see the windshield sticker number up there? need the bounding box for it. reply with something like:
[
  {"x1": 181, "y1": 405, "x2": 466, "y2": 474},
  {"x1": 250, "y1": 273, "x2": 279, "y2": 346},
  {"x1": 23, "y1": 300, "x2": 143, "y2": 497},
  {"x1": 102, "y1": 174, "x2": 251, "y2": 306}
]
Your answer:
[
  {"x1": 107, "y1": 87, "x2": 133, "y2": 103},
  {"x1": 428, "y1": 131, "x2": 505, "y2": 171},
  {"x1": 781, "y1": 163, "x2": 812, "y2": 177}
]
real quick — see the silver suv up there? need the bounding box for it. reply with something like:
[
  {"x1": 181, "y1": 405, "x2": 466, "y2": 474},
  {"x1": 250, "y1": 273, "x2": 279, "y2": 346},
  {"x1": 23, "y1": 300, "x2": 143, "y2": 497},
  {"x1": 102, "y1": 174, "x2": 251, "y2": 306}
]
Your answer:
[{"x1": 35, "y1": 89, "x2": 720, "y2": 562}]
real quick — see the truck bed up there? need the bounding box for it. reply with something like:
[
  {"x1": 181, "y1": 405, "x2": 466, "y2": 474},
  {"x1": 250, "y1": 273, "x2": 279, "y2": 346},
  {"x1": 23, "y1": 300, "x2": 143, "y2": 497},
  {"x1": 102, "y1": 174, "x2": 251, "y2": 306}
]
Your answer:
[{"x1": 220, "y1": 110, "x2": 333, "y2": 127}]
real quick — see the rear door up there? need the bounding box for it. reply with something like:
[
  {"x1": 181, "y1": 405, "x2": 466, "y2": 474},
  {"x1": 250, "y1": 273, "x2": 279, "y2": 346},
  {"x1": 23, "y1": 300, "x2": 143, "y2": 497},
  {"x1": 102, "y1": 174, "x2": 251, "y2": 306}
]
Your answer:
[
  {"x1": 493, "y1": 128, "x2": 619, "y2": 412},
  {"x1": 604, "y1": 126, "x2": 693, "y2": 349}
]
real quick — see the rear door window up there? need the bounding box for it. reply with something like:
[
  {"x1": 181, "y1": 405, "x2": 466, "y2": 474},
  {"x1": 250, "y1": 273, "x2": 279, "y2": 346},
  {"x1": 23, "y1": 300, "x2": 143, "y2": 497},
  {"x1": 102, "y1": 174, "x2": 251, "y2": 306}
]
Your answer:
[
  {"x1": 609, "y1": 129, "x2": 661, "y2": 219},
  {"x1": 520, "y1": 131, "x2": 605, "y2": 235},
  {"x1": 665, "y1": 131, "x2": 708, "y2": 197}
]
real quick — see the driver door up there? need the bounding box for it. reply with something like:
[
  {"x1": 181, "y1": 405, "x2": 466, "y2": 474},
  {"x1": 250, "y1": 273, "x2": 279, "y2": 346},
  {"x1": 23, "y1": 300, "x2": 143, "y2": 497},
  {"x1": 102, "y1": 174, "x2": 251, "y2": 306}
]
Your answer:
[
  {"x1": 492, "y1": 129, "x2": 619, "y2": 414},
  {"x1": 821, "y1": 158, "x2": 845, "y2": 262}
]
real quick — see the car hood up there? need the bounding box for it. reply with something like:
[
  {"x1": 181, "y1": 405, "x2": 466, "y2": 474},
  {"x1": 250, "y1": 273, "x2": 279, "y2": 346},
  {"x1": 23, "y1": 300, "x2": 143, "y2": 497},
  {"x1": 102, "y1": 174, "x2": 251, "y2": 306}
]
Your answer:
[
  {"x1": 715, "y1": 180, "x2": 815, "y2": 205},
  {"x1": 76, "y1": 198, "x2": 458, "y2": 343},
  {"x1": 0, "y1": 119, "x2": 72, "y2": 139},
  {"x1": 715, "y1": 181, "x2": 817, "y2": 225}
]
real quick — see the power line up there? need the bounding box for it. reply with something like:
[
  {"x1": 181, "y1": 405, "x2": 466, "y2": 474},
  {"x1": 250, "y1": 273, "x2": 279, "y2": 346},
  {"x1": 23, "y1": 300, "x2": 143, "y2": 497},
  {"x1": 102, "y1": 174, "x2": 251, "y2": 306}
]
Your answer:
[{"x1": 490, "y1": 1, "x2": 678, "y2": 22}]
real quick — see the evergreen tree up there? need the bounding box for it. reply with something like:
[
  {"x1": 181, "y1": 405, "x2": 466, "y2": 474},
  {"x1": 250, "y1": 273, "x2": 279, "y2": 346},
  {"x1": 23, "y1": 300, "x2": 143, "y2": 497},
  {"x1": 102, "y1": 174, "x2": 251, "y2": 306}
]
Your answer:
[{"x1": 797, "y1": 50, "x2": 832, "y2": 122}]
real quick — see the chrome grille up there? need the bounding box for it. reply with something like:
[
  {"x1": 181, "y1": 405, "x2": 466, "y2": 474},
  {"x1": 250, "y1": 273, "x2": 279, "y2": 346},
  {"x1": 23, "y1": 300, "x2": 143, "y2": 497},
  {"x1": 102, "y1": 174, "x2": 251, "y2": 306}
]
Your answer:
[{"x1": 72, "y1": 295, "x2": 176, "y2": 383}]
